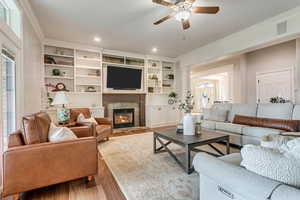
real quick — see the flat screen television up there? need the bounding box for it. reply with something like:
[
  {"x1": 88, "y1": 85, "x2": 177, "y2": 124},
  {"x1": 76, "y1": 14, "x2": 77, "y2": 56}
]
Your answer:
[{"x1": 107, "y1": 66, "x2": 142, "y2": 90}]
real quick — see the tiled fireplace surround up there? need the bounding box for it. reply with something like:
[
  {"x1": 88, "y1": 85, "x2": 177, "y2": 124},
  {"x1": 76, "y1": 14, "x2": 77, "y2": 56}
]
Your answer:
[{"x1": 103, "y1": 94, "x2": 146, "y2": 127}]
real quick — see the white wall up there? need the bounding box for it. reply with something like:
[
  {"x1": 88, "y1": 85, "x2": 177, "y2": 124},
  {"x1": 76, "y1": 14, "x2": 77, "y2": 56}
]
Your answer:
[
  {"x1": 190, "y1": 40, "x2": 297, "y2": 105},
  {"x1": 245, "y1": 40, "x2": 296, "y2": 103},
  {"x1": 178, "y1": 6, "x2": 300, "y2": 68},
  {"x1": 22, "y1": 14, "x2": 42, "y2": 114},
  {"x1": 178, "y1": 6, "x2": 300, "y2": 102}
]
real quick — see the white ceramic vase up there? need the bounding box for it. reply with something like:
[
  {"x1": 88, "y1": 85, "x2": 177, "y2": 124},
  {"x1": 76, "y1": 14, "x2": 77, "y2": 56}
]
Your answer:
[{"x1": 183, "y1": 113, "x2": 195, "y2": 135}]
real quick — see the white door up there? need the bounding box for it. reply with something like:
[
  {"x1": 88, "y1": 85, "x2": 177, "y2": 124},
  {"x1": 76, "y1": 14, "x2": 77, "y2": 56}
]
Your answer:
[{"x1": 256, "y1": 68, "x2": 294, "y2": 103}]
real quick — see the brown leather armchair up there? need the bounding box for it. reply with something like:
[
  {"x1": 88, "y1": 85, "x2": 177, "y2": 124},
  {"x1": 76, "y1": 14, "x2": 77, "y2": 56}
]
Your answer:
[
  {"x1": 68, "y1": 108, "x2": 112, "y2": 142},
  {"x1": 2, "y1": 112, "x2": 98, "y2": 199}
]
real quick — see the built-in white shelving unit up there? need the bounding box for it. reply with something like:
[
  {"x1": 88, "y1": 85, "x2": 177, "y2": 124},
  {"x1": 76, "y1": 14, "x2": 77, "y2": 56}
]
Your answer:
[
  {"x1": 42, "y1": 43, "x2": 177, "y2": 112},
  {"x1": 162, "y1": 61, "x2": 176, "y2": 94},
  {"x1": 43, "y1": 45, "x2": 102, "y2": 110},
  {"x1": 147, "y1": 60, "x2": 162, "y2": 94},
  {"x1": 44, "y1": 45, "x2": 75, "y2": 94},
  {"x1": 146, "y1": 60, "x2": 176, "y2": 95},
  {"x1": 75, "y1": 49, "x2": 102, "y2": 93},
  {"x1": 45, "y1": 76, "x2": 74, "y2": 80}
]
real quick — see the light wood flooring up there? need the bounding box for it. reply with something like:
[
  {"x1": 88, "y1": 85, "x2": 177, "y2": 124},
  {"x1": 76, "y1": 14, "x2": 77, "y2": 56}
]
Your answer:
[{"x1": 2, "y1": 126, "x2": 240, "y2": 200}]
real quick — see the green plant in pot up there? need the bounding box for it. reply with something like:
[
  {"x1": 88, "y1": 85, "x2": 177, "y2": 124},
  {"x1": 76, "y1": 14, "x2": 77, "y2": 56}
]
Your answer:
[
  {"x1": 168, "y1": 92, "x2": 178, "y2": 105},
  {"x1": 52, "y1": 69, "x2": 61, "y2": 76}
]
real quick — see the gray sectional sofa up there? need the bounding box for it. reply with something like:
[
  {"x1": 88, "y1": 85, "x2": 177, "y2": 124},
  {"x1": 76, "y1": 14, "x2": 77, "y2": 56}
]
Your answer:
[
  {"x1": 199, "y1": 103, "x2": 300, "y2": 146},
  {"x1": 193, "y1": 153, "x2": 300, "y2": 200},
  {"x1": 194, "y1": 103, "x2": 300, "y2": 200}
]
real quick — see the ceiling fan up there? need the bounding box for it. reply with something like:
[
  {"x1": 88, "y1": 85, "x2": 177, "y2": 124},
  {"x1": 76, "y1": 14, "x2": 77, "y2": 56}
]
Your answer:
[{"x1": 153, "y1": 0, "x2": 219, "y2": 30}]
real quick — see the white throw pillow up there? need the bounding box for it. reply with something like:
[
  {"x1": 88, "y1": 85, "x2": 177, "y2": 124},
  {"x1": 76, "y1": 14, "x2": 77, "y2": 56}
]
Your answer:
[
  {"x1": 48, "y1": 123, "x2": 77, "y2": 142},
  {"x1": 241, "y1": 144, "x2": 300, "y2": 188},
  {"x1": 261, "y1": 135, "x2": 292, "y2": 150},
  {"x1": 281, "y1": 138, "x2": 300, "y2": 160},
  {"x1": 203, "y1": 108, "x2": 228, "y2": 122},
  {"x1": 77, "y1": 113, "x2": 98, "y2": 124}
]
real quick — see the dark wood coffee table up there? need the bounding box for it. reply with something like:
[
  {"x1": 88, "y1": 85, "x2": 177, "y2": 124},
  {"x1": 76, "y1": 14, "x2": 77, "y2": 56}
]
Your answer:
[{"x1": 153, "y1": 129, "x2": 230, "y2": 174}]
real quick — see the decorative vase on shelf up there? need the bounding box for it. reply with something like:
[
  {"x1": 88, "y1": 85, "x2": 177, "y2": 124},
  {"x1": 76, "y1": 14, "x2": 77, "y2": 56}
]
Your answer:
[{"x1": 183, "y1": 113, "x2": 195, "y2": 135}]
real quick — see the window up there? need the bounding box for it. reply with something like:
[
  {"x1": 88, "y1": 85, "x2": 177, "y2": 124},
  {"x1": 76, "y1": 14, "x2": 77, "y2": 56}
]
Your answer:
[
  {"x1": 0, "y1": 0, "x2": 21, "y2": 37},
  {"x1": 0, "y1": 1, "x2": 9, "y2": 24},
  {"x1": 1, "y1": 48, "x2": 16, "y2": 150}
]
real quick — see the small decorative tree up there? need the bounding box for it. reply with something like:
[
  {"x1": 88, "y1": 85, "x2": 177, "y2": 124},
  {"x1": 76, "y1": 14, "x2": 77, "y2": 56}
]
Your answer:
[
  {"x1": 178, "y1": 91, "x2": 195, "y2": 135},
  {"x1": 178, "y1": 91, "x2": 194, "y2": 113}
]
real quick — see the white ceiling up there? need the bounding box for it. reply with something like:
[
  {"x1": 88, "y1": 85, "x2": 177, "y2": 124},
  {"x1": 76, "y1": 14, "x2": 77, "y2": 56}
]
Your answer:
[{"x1": 29, "y1": 0, "x2": 300, "y2": 58}]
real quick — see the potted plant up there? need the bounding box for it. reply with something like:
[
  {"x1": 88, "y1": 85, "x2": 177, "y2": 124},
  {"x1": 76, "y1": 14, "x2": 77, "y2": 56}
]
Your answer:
[
  {"x1": 178, "y1": 91, "x2": 195, "y2": 135},
  {"x1": 269, "y1": 96, "x2": 290, "y2": 103},
  {"x1": 168, "y1": 92, "x2": 178, "y2": 105}
]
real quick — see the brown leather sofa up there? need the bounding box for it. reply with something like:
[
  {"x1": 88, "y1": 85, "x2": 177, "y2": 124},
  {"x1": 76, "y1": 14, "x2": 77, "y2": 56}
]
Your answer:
[
  {"x1": 2, "y1": 112, "x2": 98, "y2": 199},
  {"x1": 68, "y1": 108, "x2": 113, "y2": 142}
]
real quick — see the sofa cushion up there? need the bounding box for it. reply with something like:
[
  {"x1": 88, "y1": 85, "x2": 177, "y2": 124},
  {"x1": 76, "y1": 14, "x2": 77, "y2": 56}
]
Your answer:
[
  {"x1": 241, "y1": 144, "x2": 300, "y2": 188},
  {"x1": 257, "y1": 103, "x2": 294, "y2": 120},
  {"x1": 233, "y1": 115, "x2": 300, "y2": 132},
  {"x1": 219, "y1": 153, "x2": 242, "y2": 166},
  {"x1": 203, "y1": 108, "x2": 228, "y2": 122},
  {"x1": 242, "y1": 126, "x2": 283, "y2": 138},
  {"x1": 242, "y1": 135, "x2": 261, "y2": 146},
  {"x1": 8, "y1": 130, "x2": 25, "y2": 148},
  {"x1": 70, "y1": 108, "x2": 91, "y2": 123},
  {"x1": 228, "y1": 104, "x2": 257, "y2": 122},
  {"x1": 211, "y1": 103, "x2": 232, "y2": 112},
  {"x1": 292, "y1": 105, "x2": 300, "y2": 130},
  {"x1": 261, "y1": 134, "x2": 294, "y2": 150},
  {"x1": 22, "y1": 112, "x2": 51, "y2": 145},
  {"x1": 77, "y1": 113, "x2": 98, "y2": 124},
  {"x1": 48, "y1": 123, "x2": 77, "y2": 142},
  {"x1": 215, "y1": 122, "x2": 246, "y2": 135},
  {"x1": 22, "y1": 115, "x2": 41, "y2": 145},
  {"x1": 35, "y1": 112, "x2": 52, "y2": 143},
  {"x1": 292, "y1": 105, "x2": 300, "y2": 119},
  {"x1": 194, "y1": 153, "x2": 282, "y2": 200},
  {"x1": 96, "y1": 125, "x2": 111, "y2": 134},
  {"x1": 200, "y1": 120, "x2": 216, "y2": 130}
]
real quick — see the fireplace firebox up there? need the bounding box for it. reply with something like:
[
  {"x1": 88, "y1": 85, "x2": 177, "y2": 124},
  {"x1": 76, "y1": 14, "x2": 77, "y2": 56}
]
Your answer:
[{"x1": 113, "y1": 108, "x2": 135, "y2": 128}]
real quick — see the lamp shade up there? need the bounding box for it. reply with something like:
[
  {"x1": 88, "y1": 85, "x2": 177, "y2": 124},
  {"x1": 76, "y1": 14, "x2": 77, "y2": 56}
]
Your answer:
[{"x1": 52, "y1": 92, "x2": 69, "y2": 105}]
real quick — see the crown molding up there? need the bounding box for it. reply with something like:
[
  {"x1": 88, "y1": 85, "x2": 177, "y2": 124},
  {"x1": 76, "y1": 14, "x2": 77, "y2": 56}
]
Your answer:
[{"x1": 18, "y1": 0, "x2": 44, "y2": 41}]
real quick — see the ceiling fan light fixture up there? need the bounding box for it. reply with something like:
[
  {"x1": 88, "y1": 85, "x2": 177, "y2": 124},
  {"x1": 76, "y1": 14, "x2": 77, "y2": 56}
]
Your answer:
[
  {"x1": 152, "y1": 47, "x2": 158, "y2": 53},
  {"x1": 175, "y1": 10, "x2": 191, "y2": 21},
  {"x1": 94, "y1": 37, "x2": 101, "y2": 42}
]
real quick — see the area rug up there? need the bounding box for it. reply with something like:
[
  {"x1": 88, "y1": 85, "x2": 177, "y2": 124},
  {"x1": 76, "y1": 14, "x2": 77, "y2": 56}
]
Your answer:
[{"x1": 98, "y1": 132, "x2": 199, "y2": 200}]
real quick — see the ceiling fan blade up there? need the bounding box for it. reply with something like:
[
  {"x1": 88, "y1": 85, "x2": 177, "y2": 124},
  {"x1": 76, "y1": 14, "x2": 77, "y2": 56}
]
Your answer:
[
  {"x1": 152, "y1": 0, "x2": 175, "y2": 8},
  {"x1": 192, "y1": 6, "x2": 220, "y2": 14},
  {"x1": 181, "y1": 19, "x2": 190, "y2": 30},
  {"x1": 154, "y1": 12, "x2": 176, "y2": 25}
]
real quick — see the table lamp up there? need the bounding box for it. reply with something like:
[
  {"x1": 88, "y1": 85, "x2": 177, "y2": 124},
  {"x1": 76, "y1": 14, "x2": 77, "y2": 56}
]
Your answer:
[{"x1": 52, "y1": 91, "x2": 69, "y2": 123}]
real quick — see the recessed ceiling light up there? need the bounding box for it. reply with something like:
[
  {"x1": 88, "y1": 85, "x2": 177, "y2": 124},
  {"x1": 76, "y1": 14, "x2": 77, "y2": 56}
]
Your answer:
[
  {"x1": 94, "y1": 37, "x2": 101, "y2": 42},
  {"x1": 152, "y1": 47, "x2": 158, "y2": 53}
]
